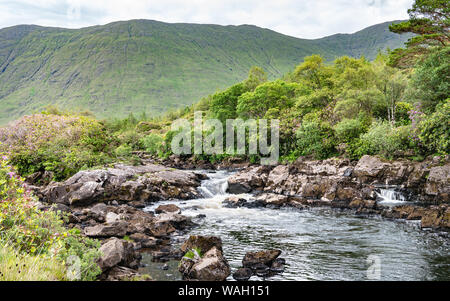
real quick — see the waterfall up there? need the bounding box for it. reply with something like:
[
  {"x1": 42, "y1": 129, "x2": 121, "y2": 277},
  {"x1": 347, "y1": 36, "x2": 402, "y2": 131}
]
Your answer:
[
  {"x1": 376, "y1": 188, "x2": 406, "y2": 205},
  {"x1": 198, "y1": 171, "x2": 230, "y2": 198}
]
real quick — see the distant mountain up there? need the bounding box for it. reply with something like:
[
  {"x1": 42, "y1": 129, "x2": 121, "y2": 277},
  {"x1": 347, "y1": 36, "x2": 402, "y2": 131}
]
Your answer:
[{"x1": 0, "y1": 20, "x2": 411, "y2": 124}]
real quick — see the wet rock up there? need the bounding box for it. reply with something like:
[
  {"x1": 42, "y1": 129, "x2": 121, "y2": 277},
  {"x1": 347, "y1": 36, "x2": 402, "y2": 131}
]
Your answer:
[
  {"x1": 155, "y1": 204, "x2": 181, "y2": 214},
  {"x1": 270, "y1": 258, "x2": 286, "y2": 273},
  {"x1": 180, "y1": 235, "x2": 223, "y2": 255},
  {"x1": 188, "y1": 247, "x2": 231, "y2": 281},
  {"x1": 129, "y1": 233, "x2": 158, "y2": 249},
  {"x1": 253, "y1": 263, "x2": 270, "y2": 277},
  {"x1": 223, "y1": 196, "x2": 248, "y2": 208},
  {"x1": 153, "y1": 212, "x2": 193, "y2": 230},
  {"x1": 148, "y1": 221, "x2": 176, "y2": 237},
  {"x1": 232, "y1": 268, "x2": 253, "y2": 281},
  {"x1": 242, "y1": 249, "x2": 282, "y2": 269},
  {"x1": 256, "y1": 193, "x2": 288, "y2": 207}
]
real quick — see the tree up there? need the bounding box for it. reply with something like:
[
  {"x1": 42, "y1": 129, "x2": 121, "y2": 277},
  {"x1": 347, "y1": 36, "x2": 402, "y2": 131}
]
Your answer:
[
  {"x1": 293, "y1": 55, "x2": 334, "y2": 90},
  {"x1": 389, "y1": 0, "x2": 449, "y2": 67},
  {"x1": 236, "y1": 80, "x2": 301, "y2": 119},
  {"x1": 244, "y1": 66, "x2": 268, "y2": 90},
  {"x1": 406, "y1": 47, "x2": 450, "y2": 112}
]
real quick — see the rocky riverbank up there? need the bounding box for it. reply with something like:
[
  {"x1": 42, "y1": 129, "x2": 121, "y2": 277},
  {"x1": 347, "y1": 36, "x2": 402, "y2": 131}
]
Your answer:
[
  {"x1": 28, "y1": 163, "x2": 205, "y2": 280},
  {"x1": 27, "y1": 155, "x2": 449, "y2": 280},
  {"x1": 226, "y1": 155, "x2": 449, "y2": 231}
]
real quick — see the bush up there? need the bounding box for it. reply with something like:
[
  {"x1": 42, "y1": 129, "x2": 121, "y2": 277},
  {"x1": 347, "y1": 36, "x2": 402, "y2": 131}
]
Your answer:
[
  {"x1": 351, "y1": 122, "x2": 412, "y2": 159},
  {"x1": 417, "y1": 100, "x2": 450, "y2": 155},
  {"x1": 296, "y1": 121, "x2": 337, "y2": 159},
  {"x1": 334, "y1": 118, "x2": 364, "y2": 143},
  {"x1": 141, "y1": 133, "x2": 165, "y2": 156},
  {"x1": 0, "y1": 155, "x2": 101, "y2": 280},
  {"x1": 0, "y1": 114, "x2": 117, "y2": 181}
]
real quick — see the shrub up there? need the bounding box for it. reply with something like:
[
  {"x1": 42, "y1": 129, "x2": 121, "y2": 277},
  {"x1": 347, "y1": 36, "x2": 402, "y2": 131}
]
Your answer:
[
  {"x1": 351, "y1": 122, "x2": 412, "y2": 159},
  {"x1": 417, "y1": 100, "x2": 450, "y2": 155},
  {"x1": 141, "y1": 133, "x2": 165, "y2": 156},
  {"x1": 334, "y1": 118, "x2": 364, "y2": 143},
  {"x1": 115, "y1": 144, "x2": 133, "y2": 157},
  {"x1": 296, "y1": 121, "x2": 337, "y2": 159},
  {"x1": 0, "y1": 114, "x2": 117, "y2": 181},
  {"x1": 0, "y1": 155, "x2": 101, "y2": 280}
]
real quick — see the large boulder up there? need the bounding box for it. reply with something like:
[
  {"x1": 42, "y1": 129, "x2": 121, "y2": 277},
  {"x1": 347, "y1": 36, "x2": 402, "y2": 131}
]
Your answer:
[
  {"x1": 98, "y1": 238, "x2": 138, "y2": 271},
  {"x1": 187, "y1": 247, "x2": 231, "y2": 281}
]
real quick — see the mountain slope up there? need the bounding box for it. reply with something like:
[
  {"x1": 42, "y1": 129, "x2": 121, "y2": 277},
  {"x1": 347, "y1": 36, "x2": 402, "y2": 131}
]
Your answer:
[{"x1": 0, "y1": 20, "x2": 411, "y2": 124}]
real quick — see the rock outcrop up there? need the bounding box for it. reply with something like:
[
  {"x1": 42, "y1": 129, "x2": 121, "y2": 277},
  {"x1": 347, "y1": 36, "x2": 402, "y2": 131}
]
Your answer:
[
  {"x1": 227, "y1": 155, "x2": 450, "y2": 230},
  {"x1": 37, "y1": 163, "x2": 204, "y2": 206}
]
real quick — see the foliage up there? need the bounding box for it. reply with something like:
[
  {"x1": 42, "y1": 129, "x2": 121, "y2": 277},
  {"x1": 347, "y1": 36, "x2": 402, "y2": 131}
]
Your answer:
[
  {"x1": 140, "y1": 133, "x2": 165, "y2": 156},
  {"x1": 350, "y1": 122, "x2": 413, "y2": 159},
  {"x1": 389, "y1": 0, "x2": 449, "y2": 67},
  {"x1": 0, "y1": 114, "x2": 117, "y2": 181},
  {"x1": 0, "y1": 155, "x2": 101, "y2": 280},
  {"x1": 296, "y1": 121, "x2": 337, "y2": 159},
  {"x1": 417, "y1": 99, "x2": 450, "y2": 155},
  {"x1": 406, "y1": 47, "x2": 450, "y2": 112}
]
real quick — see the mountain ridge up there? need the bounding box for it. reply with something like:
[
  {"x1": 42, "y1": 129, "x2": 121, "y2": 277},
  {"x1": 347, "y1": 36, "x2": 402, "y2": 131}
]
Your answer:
[{"x1": 0, "y1": 19, "x2": 412, "y2": 124}]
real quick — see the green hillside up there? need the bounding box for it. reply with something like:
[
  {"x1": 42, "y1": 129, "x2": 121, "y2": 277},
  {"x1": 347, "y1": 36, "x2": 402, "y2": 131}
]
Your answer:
[{"x1": 0, "y1": 19, "x2": 412, "y2": 124}]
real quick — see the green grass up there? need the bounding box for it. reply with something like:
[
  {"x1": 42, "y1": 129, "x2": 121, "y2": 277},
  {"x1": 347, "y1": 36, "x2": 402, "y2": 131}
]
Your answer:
[
  {"x1": 0, "y1": 20, "x2": 412, "y2": 124},
  {"x1": 0, "y1": 243, "x2": 67, "y2": 281}
]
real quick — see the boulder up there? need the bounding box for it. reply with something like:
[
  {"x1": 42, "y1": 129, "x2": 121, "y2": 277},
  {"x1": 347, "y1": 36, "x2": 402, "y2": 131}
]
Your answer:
[
  {"x1": 255, "y1": 193, "x2": 288, "y2": 207},
  {"x1": 223, "y1": 196, "x2": 248, "y2": 208},
  {"x1": 242, "y1": 249, "x2": 282, "y2": 269},
  {"x1": 189, "y1": 247, "x2": 231, "y2": 281},
  {"x1": 155, "y1": 204, "x2": 181, "y2": 214},
  {"x1": 180, "y1": 235, "x2": 223, "y2": 255},
  {"x1": 98, "y1": 238, "x2": 138, "y2": 271},
  {"x1": 84, "y1": 221, "x2": 128, "y2": 238}
]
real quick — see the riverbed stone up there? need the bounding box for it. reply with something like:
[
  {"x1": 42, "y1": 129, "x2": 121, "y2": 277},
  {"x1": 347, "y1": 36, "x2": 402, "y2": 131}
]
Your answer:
[
  {"x1": 242, "y1": 249, "x2": 282, "y2": 269},
  {"x1": 232, "y1": 267, "x2": 253, "y2": 281},
  {"x1": 180, "y1": 235, "x2": 223, "y2": 255},
  {"x1": 155, "y1": 204, "x2": 181, "y2": 214}
]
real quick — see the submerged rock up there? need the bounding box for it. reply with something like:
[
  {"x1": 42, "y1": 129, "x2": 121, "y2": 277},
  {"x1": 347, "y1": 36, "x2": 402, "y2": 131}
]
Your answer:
[{"x1": 232, "y1": 267, "x2": 253, "y2": 281}]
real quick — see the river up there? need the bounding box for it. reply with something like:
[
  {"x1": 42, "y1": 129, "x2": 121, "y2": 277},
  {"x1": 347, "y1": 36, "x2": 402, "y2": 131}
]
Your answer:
[{"x1": 139, "y1": 170, "x2": 450, "y2": 281}]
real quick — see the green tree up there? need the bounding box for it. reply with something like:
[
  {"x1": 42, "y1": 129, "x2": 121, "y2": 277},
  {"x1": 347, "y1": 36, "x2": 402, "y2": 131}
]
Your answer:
[
  {"x1": 389, "y1": 0, "x2": 449, "y2": 67},
  {"x1": 236, "y1": 80, "x2": 302, "y2": 119},
  {"x1": 406, "y1": 47, "x2": 450, "y2": 112}
]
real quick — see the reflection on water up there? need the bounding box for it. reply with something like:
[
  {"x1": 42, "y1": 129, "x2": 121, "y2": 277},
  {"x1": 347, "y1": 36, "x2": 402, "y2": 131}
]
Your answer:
[{"x1": 140, "y1": 170, "x2": 450, "y2": 281}]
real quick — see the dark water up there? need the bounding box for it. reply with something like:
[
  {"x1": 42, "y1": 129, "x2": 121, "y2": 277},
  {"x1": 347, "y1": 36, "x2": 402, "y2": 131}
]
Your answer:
[{"x1": 140, "y1": 170, "x2": 450, "y2": 281}]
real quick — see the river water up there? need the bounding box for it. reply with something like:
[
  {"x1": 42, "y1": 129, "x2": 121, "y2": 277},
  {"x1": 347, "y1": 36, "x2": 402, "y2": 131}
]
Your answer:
[{"x1": 140, "y1": 170, "x2": 450, "y2": 281}]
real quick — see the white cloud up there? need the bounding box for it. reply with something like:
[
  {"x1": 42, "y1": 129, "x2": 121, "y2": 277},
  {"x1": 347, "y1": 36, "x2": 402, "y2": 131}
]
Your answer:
[{"x1": 0, "y1": 0, "x2": 413, "y2": 38}]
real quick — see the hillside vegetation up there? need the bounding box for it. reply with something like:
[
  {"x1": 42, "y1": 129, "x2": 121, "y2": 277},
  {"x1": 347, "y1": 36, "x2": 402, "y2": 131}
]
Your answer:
[{"x1": 0, "y1": 20, "x2": 412, "y2": 124}]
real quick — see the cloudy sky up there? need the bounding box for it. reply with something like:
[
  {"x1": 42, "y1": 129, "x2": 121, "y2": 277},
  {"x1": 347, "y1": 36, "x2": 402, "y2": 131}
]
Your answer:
[{"x1": 0, "y1": 0, "x2": 413, "y2": 39}]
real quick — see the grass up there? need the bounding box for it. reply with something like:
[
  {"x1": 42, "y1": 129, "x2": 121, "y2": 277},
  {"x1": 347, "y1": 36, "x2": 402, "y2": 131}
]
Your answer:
[{"x1": 0, "y1": 243, "x2": 67, "y2": 281}]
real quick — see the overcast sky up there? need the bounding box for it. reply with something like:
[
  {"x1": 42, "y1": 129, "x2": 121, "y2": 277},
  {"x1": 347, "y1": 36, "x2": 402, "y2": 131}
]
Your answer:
[{"x1": 0, "y1": 0, "x2": 413, "y2": 39}]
